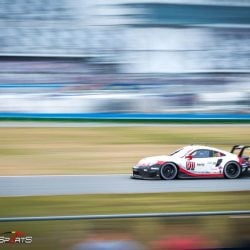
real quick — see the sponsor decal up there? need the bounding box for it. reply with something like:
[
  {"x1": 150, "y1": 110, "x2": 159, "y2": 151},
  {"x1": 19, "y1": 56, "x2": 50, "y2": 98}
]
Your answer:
[
  {"x1": 150, "y1": 167, "x2": 159, "y2": 170},
  {"x1": 208, "y1": 161, "x2": 216, "y2": 165},
  {"x1": 219, "y1": 166, "x2": 223, "y2": 174},
  {"x1": 197, "y1": 163, "x2": 205, "y2": 167},
  {"x1": 179, "y1": 167, "x2": 223, "y2": 177},
  {"x1": 0, "y1": 231, "x2": 32, "y2": 244}
]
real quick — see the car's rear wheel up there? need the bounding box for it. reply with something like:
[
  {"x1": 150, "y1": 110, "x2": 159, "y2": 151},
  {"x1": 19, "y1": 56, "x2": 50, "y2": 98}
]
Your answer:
[
  {"x1": 224, "y1": 162, "x2": 241, "y2": 179},
  {"x1": 160, "y1": 163, "x2": 178, "y2": 180}
]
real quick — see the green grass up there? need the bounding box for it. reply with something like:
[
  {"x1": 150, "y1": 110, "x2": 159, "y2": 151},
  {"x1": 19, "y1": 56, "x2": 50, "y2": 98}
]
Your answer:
[
  {"x1": 0, "y1": 192, "x2": 249, "y2": 250},
  {"x1": 0, "y1": 126, "x2": 249, "y2": 175},
  {"x1": 1, "y1": 192, "x2": 250, "y2": 217}
]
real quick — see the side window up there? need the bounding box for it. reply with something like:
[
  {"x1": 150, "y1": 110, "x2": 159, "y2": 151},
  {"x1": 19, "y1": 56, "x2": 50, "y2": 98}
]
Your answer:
[
  {"x1": 191, "y1": 149, "x2": 210, "y2": 158},
  {"x1": 211, "y1": 151, "x2": 225, "y2": 157}
]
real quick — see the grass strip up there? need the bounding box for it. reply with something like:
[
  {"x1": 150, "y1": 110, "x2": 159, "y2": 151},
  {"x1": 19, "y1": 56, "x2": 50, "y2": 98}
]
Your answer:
[
  {"x1": 0, "y1": 126, "x2": 249, "y2": 175},
  {"x1": 1, "y1": 191, "x2": 249, "y2": 217}
]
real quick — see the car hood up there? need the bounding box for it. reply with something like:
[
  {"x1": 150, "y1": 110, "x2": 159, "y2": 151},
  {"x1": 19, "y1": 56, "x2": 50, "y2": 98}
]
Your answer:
[{"x1": 136, "y1": 155, "x2": 173, "y2": 167}]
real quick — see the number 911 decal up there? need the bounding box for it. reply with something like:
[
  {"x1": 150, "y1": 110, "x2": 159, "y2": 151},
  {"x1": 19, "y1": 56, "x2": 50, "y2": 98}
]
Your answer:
[{"x1": 186, "y1": 161, "x2": 195, "y2": 170}]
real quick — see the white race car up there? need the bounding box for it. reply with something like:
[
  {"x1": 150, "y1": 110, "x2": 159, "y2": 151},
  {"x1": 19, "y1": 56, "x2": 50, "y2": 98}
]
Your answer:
[{"x1": 132, "y1": 145, "x2": 249, "y2": 180}]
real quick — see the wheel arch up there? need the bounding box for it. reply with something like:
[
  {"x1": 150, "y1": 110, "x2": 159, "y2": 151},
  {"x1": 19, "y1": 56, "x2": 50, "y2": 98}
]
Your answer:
[
  {"x1": 223, "y1": 160, "x2": 241, "y2": 168},
  {"x1": 160, "y1": 161, "x2": 179, "y2": 169}
]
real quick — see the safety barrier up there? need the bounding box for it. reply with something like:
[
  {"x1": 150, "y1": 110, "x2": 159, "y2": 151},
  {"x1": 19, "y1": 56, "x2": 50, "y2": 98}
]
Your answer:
[
  {"x1": 0, "y1": 112, "x2": 250, "y2": 122},
  {"x1": 1, "y1": 210, "x2": 250, "y2": 222}
]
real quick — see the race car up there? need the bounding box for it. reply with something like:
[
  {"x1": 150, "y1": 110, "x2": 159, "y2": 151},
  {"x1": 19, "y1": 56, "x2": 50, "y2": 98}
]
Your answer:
[{"x1": 132, "y1": 145, "x2": 250, "y2": 180}]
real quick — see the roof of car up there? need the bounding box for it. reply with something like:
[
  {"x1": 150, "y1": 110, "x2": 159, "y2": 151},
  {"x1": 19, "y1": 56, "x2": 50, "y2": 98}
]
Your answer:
[{"x1": 183, "y1": 145, "x2": 228, "y2": 153}]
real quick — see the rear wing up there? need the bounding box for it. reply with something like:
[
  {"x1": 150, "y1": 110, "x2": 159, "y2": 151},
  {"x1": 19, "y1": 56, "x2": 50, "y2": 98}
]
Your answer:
[{"x1": 230, "y1": 145, "x2": 250, "y2": 157}]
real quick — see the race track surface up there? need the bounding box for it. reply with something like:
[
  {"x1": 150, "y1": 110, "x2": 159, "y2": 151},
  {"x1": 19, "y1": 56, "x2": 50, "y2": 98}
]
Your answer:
[{"x1": 0, "y1": 173, "x2": 250, "y2": 196}]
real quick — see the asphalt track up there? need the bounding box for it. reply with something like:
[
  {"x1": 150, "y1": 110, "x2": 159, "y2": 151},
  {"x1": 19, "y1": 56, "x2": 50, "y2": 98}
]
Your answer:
[{"x1": 0, "y1": 173, "x2": 250, "y2": 197}]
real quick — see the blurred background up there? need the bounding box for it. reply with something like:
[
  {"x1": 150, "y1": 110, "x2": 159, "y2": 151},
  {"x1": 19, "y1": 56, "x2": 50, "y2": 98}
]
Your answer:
[{"x1": 0, "y1": 0, "x2": 249, "y2": 116}]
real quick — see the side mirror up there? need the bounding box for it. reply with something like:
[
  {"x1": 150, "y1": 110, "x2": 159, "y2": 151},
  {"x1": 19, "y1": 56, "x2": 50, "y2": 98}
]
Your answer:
[{"x1": 185, "y1": 155, "x2": 193, "y2": 160}]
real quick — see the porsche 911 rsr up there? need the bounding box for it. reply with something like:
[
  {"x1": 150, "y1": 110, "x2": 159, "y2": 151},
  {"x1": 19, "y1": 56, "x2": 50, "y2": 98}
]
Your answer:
[{"x1": 132, "y1": 145, "x2": 249, "y2": 180}]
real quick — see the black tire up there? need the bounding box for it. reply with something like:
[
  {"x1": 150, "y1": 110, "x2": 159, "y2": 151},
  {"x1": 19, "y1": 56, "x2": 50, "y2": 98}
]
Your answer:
[
  {"x1": 224, "y1": 162, "x2": 241, "y2": 179},
  {"x1": 160, "y1": 163, "x2": 178, "y2": 180}
]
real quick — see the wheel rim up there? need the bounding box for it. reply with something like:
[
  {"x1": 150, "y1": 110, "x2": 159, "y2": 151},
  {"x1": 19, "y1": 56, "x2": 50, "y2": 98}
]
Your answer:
[
  {"x1": 162, "y1": 165, "x2": 176, "y2": 179},
  {"x1": 226, "y1": 164, "x2": 240, "y2": 178}
]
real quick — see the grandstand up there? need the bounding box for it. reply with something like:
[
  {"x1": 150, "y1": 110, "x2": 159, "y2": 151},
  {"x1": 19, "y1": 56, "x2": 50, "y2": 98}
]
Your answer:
[{"x1": 0, "y1": 0, "x2": 249, "y2": 115}]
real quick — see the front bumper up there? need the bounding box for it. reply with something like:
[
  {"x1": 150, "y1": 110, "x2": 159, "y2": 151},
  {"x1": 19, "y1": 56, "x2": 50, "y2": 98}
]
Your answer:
[{"x1": 131, "y1": 165, "x2": 161, "y2": 180}]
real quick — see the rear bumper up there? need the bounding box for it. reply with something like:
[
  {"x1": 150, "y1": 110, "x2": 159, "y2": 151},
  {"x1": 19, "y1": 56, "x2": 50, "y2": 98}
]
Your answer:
[
  {"x1": 241, "y1": 165, "x2": 249, "y2": 173},
  {"x1": 240, "y1": 165, "x2": 249, "y2": 178}
]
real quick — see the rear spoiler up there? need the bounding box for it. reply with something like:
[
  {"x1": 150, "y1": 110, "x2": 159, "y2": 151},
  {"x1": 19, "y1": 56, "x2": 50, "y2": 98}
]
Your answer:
[{"x1": 230, "y1": 145, "x2": 250, "y2": 157}]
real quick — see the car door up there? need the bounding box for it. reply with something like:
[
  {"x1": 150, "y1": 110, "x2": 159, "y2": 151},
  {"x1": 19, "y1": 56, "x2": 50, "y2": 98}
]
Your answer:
[
  {"x1": 188, "y1": 149, "x2": 212, "y2": 174},
  {"x1": 207, "y1": 150, "x2": 225, "y2": 174}
]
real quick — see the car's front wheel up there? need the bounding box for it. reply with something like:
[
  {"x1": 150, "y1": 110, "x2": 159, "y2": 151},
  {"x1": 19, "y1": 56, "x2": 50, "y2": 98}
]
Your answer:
[
  {"x1": 160, "y1": 163, "x2": 178, "y2": 180},
  {"x1": 224, "y1": 162, "x2": 241, "y2": 179}
]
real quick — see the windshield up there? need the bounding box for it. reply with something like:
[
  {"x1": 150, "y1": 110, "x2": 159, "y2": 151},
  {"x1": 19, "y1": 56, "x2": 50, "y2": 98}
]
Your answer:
[{"x1": 170, "y1": 147, "x2": 192, "y2": 157}]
